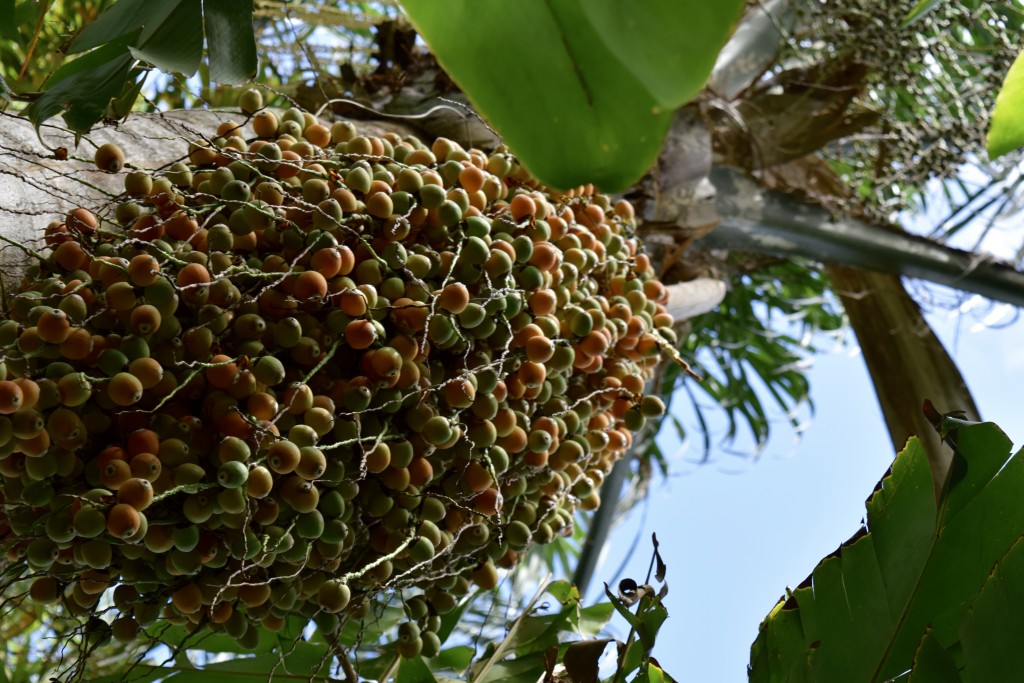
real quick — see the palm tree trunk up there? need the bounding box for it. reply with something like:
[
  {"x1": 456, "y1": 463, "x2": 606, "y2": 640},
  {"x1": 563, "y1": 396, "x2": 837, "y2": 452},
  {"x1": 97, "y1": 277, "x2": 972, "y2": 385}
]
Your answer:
[{"x1": 824, "y1": 265, "x2": 981, "y2": 498}]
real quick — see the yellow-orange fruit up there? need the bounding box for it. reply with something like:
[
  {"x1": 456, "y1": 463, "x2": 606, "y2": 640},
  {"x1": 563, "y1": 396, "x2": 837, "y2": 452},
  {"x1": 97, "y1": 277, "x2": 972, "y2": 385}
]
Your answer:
[
  {"x1": 293, "y1": 270, "x2": 329, "y2": 301},
  {"x1": 117, "y1": 478, "x2": 154, "y2": 511},
  {"x1": 128, "y1": 357, "x2": 164, "y2": 390},
  {"x1": 0, "y1": 381, "x2": 25, "y2": 414},
  {"x1": 461, "y1": 460, "x2": 493, "y2": 493},
  {"x1": 107, "y1": 503, "x2": 142, "y2": 539},
  {"x1": 59, "y1": 327, "x2": 93, "y2": 360},
  {"x1": 12, "y1": 379, "x2": 40, "y2": 412},
  {"x1": 107, "y1": 372, "x2": 144, "y2": 407},
  {"x1": 130, "y1": 452, "x2": 161, "y2": 481},
  {"x1": 172, "y1": 583, "x2": 204, "y2": 614},
  {"x1": 129, "y1": 304, "x2": 161, "y2": 336},
  {"x1": 205, "y1": 354, "x2": 240, "y2": 389},
  {"x1": 37, "y1": 308, "x2": 72, "y2": 344},
  {"x1": 177, "y1": 263, "x2": 211, "y2": 287},
  {"x1": 437, "y1": 283, "x2": 470, "y2": 314},
  {"x1": 100, "y1": 458, "x2": 132, "y2": 490},
  {"x1": 344, "y1": 320, "x2": 376, "y2": 349}
]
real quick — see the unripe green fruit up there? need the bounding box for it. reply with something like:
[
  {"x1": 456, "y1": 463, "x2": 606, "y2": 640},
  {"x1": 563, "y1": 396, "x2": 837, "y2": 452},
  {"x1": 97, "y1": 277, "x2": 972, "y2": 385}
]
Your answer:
[
  {"x1": 73, "y1": 505, "x2": 107, "y2": 538},
  {"x1": 408, "y1": 536, "x2": 435, "y2": 564},
  {"x1": 420, "y1": 631, "x2": 441, "y2": 658},
  {"x1": 317, "y1": 580, "x2": 351, "y2": 613},
  {"x1": 397, "y1": 635, "x2": 423, "y2": 658},
  {"x1": 240, "y1": 88, "x2": 263, "y2": 115},
  {"x1": 404, "y1": 595, "x2": 428, "y2": 620},
  {"x1": 218, "y1": 460, "x2": 249, "y2": 488},
  {"x1": 640, "y1": 395, "x2": 666, "y2": 418}
]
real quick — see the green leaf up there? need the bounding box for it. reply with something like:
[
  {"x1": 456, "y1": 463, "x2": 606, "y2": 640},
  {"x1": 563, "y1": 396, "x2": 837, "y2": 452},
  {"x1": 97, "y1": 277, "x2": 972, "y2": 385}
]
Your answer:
[
  {"x1": 0, "y1": 0, "x2": 17, "y2": 41},
  {"x1": 161, "y1": 644, "x2": 332, "y2": 681},
  {"x1": 108, "y1": 67, "x2": 147, "y2": 118},
  {"x1": 70, "y1": 0, "x2": 160, "y2": 53},
  {"x1": 574, "y1": 2, "x2": 742, "y2": 110},
  {"x1": 545, "y1": 579, "x2": 578, "y2": 604},
  {"x1": 92, "y1": 665, "x2": 166, "y2": 683},
  {"x1": 23, "y1": 50, "x2": 136, "y2": 132},
  {"x1": 475, "y1": 651, "x2": 549, "y2": 683},
  {"x1": 637, "y1": 600, "x2": 668, "y2": 651},
  {"x1": 401, "y1": 0, "x2": 741, "y2": 192},
  {"x1": 562, "y1": 638, "x2": 613, "y2": 683},
  {"x1": 907, "y1": 630, "x2": 961, "y2": 683},
  {"x1": 901, "y1": 0, "x2": 945, "y2": 28},
  {"x1": 988, "y1": 48, "x2": 1024, "y2": 159},
  {"x1": 131, "y1": 0, "x2": 203, "y2": 76},
  {"x1": 396, "y1": 656, "x2": 439, "y2": 683},
  {"x1": 604, "y1": 583, "x2": 641, "y2": 630},
  {"x1": 960, "y1": 538, "x2": 1024, "y2": 681},
  {"x1": 750, "y1": 423, "x2": 1024, "y2": 681},
  {"x1": 579, "y1": 602, "x2": 615, "y2": 637},
  {"x1": 203, "y1": 0, "x2": 257, "y2": 83},
  {"x1": 433, "y1": 646, "x2": 475, "y2": 672},
  {"x1": 620, "y1": 639, "x2": 646, "y2": 677},
  {"x1": 149, "y1": 615, "x2": 307, "y2": 656}
]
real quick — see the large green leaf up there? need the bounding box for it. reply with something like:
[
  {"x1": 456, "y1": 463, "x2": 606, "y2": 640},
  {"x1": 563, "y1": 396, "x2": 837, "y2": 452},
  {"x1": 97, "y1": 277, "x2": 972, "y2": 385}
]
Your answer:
[
  {"x1": 23, "y1": 44, "x2": 136, "y2": 133},
  {"x1": 987, "y1": 48, "x2": 1024, "y2": 159},
  {"x1": 203, "y1": 0, "x2": 257, "y2": 83},
  {"x1": 130, "y1": 0, "x2": 203, "y2": 76},
  {"x1": 401, "y1": 0, "x2": 743, "y2": 192},
  {"x1": 27, "y1": 0, "x2": 254, "y2": 132},
  {"x1": 959, "y1": 538, "x2": 1024, "y2": 681},
  {"x1": 750, "y1": 422, "x2": 1024, "y2": 681},
  {"x1": 907, "y1": 630, "x2": 960, "y2": 683},
  {"x1": 69, "y1": 0, "x2": 165, "y2": 53},
  {"x1": 0, "y1": 0, "x2": 18, "y2": 41}
]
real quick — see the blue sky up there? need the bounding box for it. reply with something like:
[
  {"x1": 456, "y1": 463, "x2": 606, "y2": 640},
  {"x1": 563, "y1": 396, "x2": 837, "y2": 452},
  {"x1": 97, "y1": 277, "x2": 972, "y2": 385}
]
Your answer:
[{"x1": 589, "y1": 294, "x2": 1024, "y2": 682}]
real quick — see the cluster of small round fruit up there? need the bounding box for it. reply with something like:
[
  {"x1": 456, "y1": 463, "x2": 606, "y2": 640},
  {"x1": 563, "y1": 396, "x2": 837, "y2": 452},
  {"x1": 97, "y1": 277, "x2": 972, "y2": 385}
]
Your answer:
[{"x1": 0, "y1": 88, "x2": 673, "y2": 655}]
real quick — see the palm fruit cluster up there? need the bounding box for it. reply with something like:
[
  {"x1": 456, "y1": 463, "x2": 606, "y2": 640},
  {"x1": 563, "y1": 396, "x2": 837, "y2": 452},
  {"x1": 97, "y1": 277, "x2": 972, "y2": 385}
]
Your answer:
[{"x1": 0, "y1": 88, "x2": 674, "y2": 653}]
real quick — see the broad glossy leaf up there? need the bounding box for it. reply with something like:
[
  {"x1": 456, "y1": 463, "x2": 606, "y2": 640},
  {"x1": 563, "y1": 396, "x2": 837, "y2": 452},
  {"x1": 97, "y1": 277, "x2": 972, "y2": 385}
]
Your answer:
[
  {"x1": 907, "y1": 631, "x2": 961, "y2": 683},
  {"x1": 401, "y1": 1, "x2": 741, "y2": 192},
  {"x1": 24, "y1": 50, "x2": 136, "y2": 133},
  {"x1": 750, "y1": 423, "x2": 1024, "y2": 681},
  {"x1": 960, "y1": 538, "x2": 1024, "y2": 681},
  {"x1": 575, "y1": 1, "x2": 742, "y2": 110},
  {"x1": 578, "y1": 602, "x2": 614, "y2": 637},
  {"x1": 475, "y1": 651, "x2": 549, "y2": 683},
  {"x1": 150, "y1": 615, "x2": 307, "y2": 656},
  {"x1": 562, "y1": 638, "x2": 613, "y2": 683},
  {"x1": 131, "y1": 0, "x2": 202, "y2": 76},
  {"x1": 203, "y1": 0, "x2": 257, "y2": 83},
  {"x1": 92, "y1": 665, "x2": 165, "y2": 683},
  {"x1": 0, "y1": 0, "x2": 17, "y2": 41},
  {"x1": 161, "y1": 644, "x2": 332, "y2": 681},
  {"x1": 433, "y1": 645, "x2": 475, "y2": 672},
  {"x1": 988, "y1": 49, "x2": 1024, "y2": 159},
  {"x1": 70, "y1": 0, "x2": 162, "y2": 53},
  {"x1": 396, "y1": 656, "x2": 439, "y2": 683}
]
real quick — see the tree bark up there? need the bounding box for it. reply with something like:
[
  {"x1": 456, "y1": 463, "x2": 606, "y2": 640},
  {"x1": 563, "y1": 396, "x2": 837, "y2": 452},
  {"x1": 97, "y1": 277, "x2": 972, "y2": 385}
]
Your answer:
[{"x1": 825, "y1": 265, "x2": 980, "y2": 498}]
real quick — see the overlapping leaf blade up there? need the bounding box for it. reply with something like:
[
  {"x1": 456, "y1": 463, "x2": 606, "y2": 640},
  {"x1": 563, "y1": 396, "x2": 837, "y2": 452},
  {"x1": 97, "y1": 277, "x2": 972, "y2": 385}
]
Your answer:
[
  {"x1": 24, "y1": 0, "x2": 255, "y2": 133},
  {"x1": 988, "y1": 48, "x2": 1024, "y2": 159},
  {"x1": 750, "y1": 422, "x2": 1024, "y2": 681},
  {"x1": 204, "y1": 0, "x2": 258, "y2": 83},
  {"x1": 401, "y1": 0, "x2": 742, "y2": 192}
]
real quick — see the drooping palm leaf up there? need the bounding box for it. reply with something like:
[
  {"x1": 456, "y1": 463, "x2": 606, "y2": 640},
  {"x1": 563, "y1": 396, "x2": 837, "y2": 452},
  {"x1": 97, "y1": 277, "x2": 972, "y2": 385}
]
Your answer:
[{"x1": 750, "y1": 420, "x2": 1024, "y2": 681}]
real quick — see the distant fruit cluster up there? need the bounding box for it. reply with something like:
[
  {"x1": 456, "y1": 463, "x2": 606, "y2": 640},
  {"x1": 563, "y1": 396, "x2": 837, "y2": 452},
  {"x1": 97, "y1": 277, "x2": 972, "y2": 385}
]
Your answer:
[{"x1": 1, "y1": 88, "x2": 672, "y2": 654}]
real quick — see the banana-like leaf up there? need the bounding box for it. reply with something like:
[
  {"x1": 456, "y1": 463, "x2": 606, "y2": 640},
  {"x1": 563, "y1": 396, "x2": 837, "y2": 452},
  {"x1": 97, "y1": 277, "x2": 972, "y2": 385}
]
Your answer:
[
  {"x1": 988, "y1": 48, "x2": 1024, "y2": 159},
  {"x1": 401, "y1": 0, "x2": 743, "y2": 192},
  {"x1": 25, "y1": 0, "x2": 256, "y2": 133},
  {"x1": 750, "y1": 421, "x2": 1024, "y2": 681}
]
